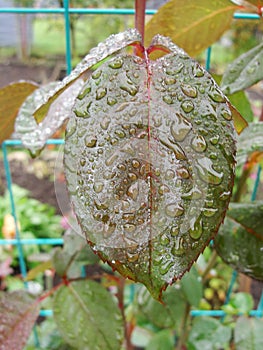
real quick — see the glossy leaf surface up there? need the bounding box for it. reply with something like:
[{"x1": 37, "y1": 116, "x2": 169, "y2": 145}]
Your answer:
[
  {"x1": 234, "y1": 316, "x2": 263, "y2": 350},
  {"x1": 215, "y1": 202, "x2": 263, "y2": 280},
  {"x1": 221, "y1": 42, "x2": 263, "y2": 95},
  {"x1": 64, "y1": 36, "x2": 237, "y2": 299},
  {"x1": 33, "y1": 29, "x2": 142, "y2": 123},
  {"x1": 0, "y1": 290, "x2": 39, "y2": 350},
  {"x1": 0, "y1": 81, "x2": 38, "y2": 144},
  {"x1": 145, "y1": 0, "x2": 237, "y2": 56},
  {"x1": 14, "y1": 80, "x2": 84, "y2": 156},
  {"x1": 53, "y1": 280, "x2": 124, "y2": 350}
]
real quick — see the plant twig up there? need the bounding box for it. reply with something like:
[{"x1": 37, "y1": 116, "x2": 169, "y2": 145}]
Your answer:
[
  {"x1": 135, "y1": 0, "x2": 146, "y2": 45},
  {"x1": 177, "y1": 302, "x2": 191, "y2": 350}
]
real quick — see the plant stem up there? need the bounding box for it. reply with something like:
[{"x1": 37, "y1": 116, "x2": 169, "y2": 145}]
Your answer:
[
  {"x1": 201, "y1": 249, "x2": 218, "y2": 283},
  {"x1": 135, "y1": 0, "x2": 146, "y2": 45},
  {"x1": 117, "y1": 276, "x2": 134, "y2": 350},
  {"x1": 177, "y1": 302, "x2": 191, "y2": 350}
]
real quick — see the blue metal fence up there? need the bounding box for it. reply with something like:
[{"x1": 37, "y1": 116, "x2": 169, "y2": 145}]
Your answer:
[{"x1": 0, "y1": 0, "x2": 262, "y2": 345}]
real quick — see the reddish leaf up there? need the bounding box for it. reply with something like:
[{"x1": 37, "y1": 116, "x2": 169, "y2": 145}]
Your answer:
[
  {"x1": 0, "y1": 81, "x2": 38, "y2": 144},
  {"x1": 64, "y1": 35, "x2": 236, "y2": 300},
  {"x1": 0, "y1": 290, "x2": 40, "y2": 350},
  {"x1": 145, "y1": 0, "x2": 238, "y2": 56}
]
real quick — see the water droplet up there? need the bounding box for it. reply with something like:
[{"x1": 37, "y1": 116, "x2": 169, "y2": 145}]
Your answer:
[
  {"x1": 210, "y1": 135, "x2": 220, "y2": 145},
  {"x1": 219, "y1": 191, "x2": 231, "y2": 201},
  {"x1": 160, "y1": 233, "x2": 170, "y2": 245},
  {"x1": 132, "y1": 159, "x2": 140, "y2": 168},
  {"x1": 123, "y1": 223, "x2": 136, "y2": 233},
  {"x1": 208, "y1": 87, "x2": 226, "y2": 103},
  {"x1": 85, "y1": 135, "x2": 97, "y2": 147},
  {"x1": 170, "y1": 225, "x2": 179, "y2": 236},
  {"x1": 181, "y1": 84, "x2": 197, "y2": 98},
  {"x1": 96, "y1": 87, "x2": 107, "y2": 100},
  {"x1": 128, "y1": 172, "x2": 138, "y2": 181},
  {"x1": 160, "y1": 260, "x2": 174, "y2": 275},
  {"x1": 158, "y1": 184, "x2": 170, "y2": 195},
  {"x1": 166, "y1": 62, "x2": 184, "y2": 75},
  {"x1": 221, "y1": 109, "x2": 232, "y2": 121},
  {"x1": 127, "y1": 182, "x2": 139, "y2": 200},
  {"x1": 170, "y1": 113, "x2": 192, "y2": 142},
  {"x1": 120, "y1": 85, "x2": 138, "y2": 96},
  {"x1": 109, "y1": 57, "x2": 123, "y2": 69},
  {"x1": 181, "y1": 100, "x2": 194, "y2": 113},
  {"x1": 193, "y1": 64, "x2": 204, "y2": 77},
  {"x1": 73, "y1": 108, "x2": 89, "y2": 118},
  {"x1": 77, "y1": 86, "x2": 91, "y2": 100},
  {"x1": 106, "y1": 153, "x2": 118, "y2": 166},
  {"x1": 107, "y1": 96, "x2": 117, "y2": 106},
  {"x1": 177, "y1": 167, "x2": 190, "y2": 179},
  {"x1": 165, "y1": 169, "x2": 175, "y2": 180},
  {"x1": 165, "y1": 77, "x2": 176, "y2": 85},
  {"x1": 182, "y1": 186, "x2": 202, "y2": 200},
  {"x1": 189, "y1": 216, "x2": 203, "y2": 240},
  {"x1": 202, "y1": 207, "x2": 218, "y2": 217},
  {"x1": 100, "y1": 116, "x2": 110, "y2": 130},
  {"x1": 123, "y1": 213, "x2": 135, "y2": 221},
  {"x1": 127, "y1": 251, "x2": 139, "y2": 262},
  {"x1": 165, "y1": 203, "x2": 184, "y2": 217},
  {"x1": 117, "y1": 163, "x2": 126, "y2": 171},
  {"x1": 196, "y1": 157, "x2": 223, "y2": 185},
  {"x1": 115, "y1": 129, "x2": 126, "y2": 138},
  {"x1": 191, "y1": 135, "x2": 207, "y2": 153},
  {"x1": 171, "y1": 237, "x2": 185, "y2": 256},
  {"x1": 163, "y1": 95, "x2": 173, "y2": 104},
  {"x1": 93, "y1": 182, "x2": 104, "y2": 193},
  {"x1": 92, "y1": 70, "x2": 102, "y2": 79}
]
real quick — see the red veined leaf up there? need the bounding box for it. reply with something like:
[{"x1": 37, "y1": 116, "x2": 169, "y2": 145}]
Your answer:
[{"x1": 64, "y1": 35, "x2": 237, "y2": 300}]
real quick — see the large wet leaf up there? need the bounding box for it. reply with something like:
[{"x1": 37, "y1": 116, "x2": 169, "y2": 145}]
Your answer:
[
  {"x1": 64, "y1": 35, "x2": 237, "y2": 299},
  {"x1": 221, "y1": 42, "x2": 263, "y2": 95},
  {"x1": 237, "y1": 122, "x2": 263, "y2": 164},
  {"x1": 215, "y1": 201, "x2": 263, "y2": 280},
  {"x1": 33, "y1": 29, "x2": 142, "y2": 123},
  {"x1": 53, "y1": 280, "x2": 124, "y2": 350},
  {"x1": 0, "y1": 81, "x2": 38, "y2": 144},
  {"x1": 234, "y1": 316, "x2": 263, "y2": 350},
  {"x1": 14, "y1": 80, "x2": 84, "y2": 156},
  {"x1": 0, "y1": 290, "x2": 40, "y2": 350},
  {"x1": 145, "y1": 0, "x2": 237, "y2": 56},
  {"x1": 187, "y1": 317, "x2": 232, "y2": 350}
]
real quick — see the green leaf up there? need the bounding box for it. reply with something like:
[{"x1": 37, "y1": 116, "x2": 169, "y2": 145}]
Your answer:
[
  {"x1": 136, "y1": 285, "x2": 187, "y2": 329},
  {"x1": 180, "y1": 267, "x2": 203, "y2": 307},
  {"x1": 187, "y1": 317, "x2": 232, "y2": 350},
  {"x1": 0, "y1": 81, "x2": 38, "y2": 143},
  {"x1": 14, "y1": 81, "x2": 83, "y2": 157},
  {"x1": 221, "y1": 42, "x2": 263, "y2": 95},
  {"x1": 145, "y1": 0, "x2": 237, "y2": 56},
  {"x1": 234, "y1": 316, "x2": 263, "y2": 350},
  {"x1": 25, "y1": 260, "x2": 52, "y2": 281},
  {"x1": 215, "y1": 201, "x2": 263, "y2": 280},
  {"x1": 0, "y1": 290, "x2": 40, "y2": 350},
  {"x1": 51, "y1": 231, "x2": 99, "y2": 278},
  {"x1": 222, "y1": 292, "x2": 254, "y2": 315},
  {"x1": 228, "y1": 91, "x2": 254, "y2": 123},
  {"x1": 53, "y1": 280, "x2": 124, "y2": 350},
  {"x1": 145, "y1": 330, "x2": 174, "y2": 350},
  {"x1": 237, "y1": 122, "x2": 263, "y2": 164},
  {"x1": 33, "y1": 29, "x2": 142, "y2": 123},
  {"x1": 64, "y1": 34, "x2": 237, "y2": 300}
]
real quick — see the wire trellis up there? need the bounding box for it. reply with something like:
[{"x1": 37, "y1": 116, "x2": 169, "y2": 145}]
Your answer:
[{"x1": 0, "y1": 0, "x2": 262, "y2": 343}]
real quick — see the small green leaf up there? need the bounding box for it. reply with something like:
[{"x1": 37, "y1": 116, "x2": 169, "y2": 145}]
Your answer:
[
  {"x1": 228, "y1": 91, "x2": 254, "y2": 123},
  {"x1": 0, "y1": 81, "x2": 38, "y2": 143},
  {"x1": 222, "y1": 292, "x2": 254, "y2": 315},
  {"x1": 25, "y1": 260, "x2": 52, "y2": 281},
  {"x1": 234, "y1": 316, "x2": 263, "y2": 350},
  {"x1": 145, "y1": 330, "x2": 174, "y2": 350},
  {"x1": 215, "y1": 202, "x2": 263, "y2": 280},
  {"x1": 136, "y1": 285, "x2": 187, "y2": 329},
  {"x1": 221, "y1": 42, "x2": 263, "y2": 94},
  {"x1": 180, "y1": 267, "x2": 203, "y2": 307},
  {"x1": 53, "y1": 280, "x2": 124, "y2": 350},
  {"x1": 237, "y1": 122, "x2": 263, "y2": 164},
  {"x1": 0, "y1": 290, "x2": 40, "y2": 350},
  {"x1": 187, "y1": 317, "x2": 232, "y2": 350},
  {"x1": 145, "y1": 0, "x2": 237, "y2": 56}
]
